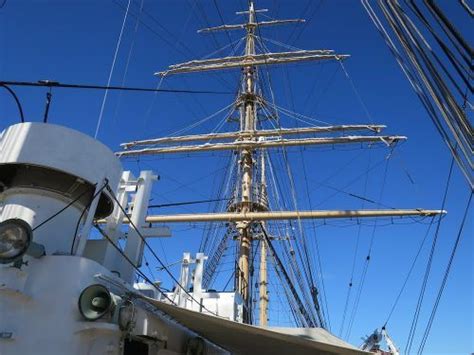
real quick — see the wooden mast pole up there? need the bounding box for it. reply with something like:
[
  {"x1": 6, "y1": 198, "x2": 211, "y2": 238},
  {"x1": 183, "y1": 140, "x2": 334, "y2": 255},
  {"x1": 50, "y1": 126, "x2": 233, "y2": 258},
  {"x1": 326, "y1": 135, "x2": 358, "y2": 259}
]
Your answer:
[
  {"x1": 237, "y1": 1, "x2": 256, "y2": 322},
  {"x1": 259, "y1": 151, "x2": 269, "y2": 326}
]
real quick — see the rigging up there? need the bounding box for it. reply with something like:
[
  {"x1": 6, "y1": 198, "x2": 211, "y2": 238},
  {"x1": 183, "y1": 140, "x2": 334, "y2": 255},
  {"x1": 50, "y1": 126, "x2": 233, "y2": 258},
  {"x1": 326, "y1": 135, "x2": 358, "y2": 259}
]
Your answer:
[
  {"x1": 417, "y1": 191, "x2": 472, "y2": 354},
  {"x1": 405, "y1": 156, "x2": 455, "y2": 354},
  {"x1": 113, "y1": 0, "x2": 447, "y2": 330},
  {"x1": 361, "y1": 0, "x2": 473, "y2": 189},
  {"x1": 94, "y1": 0, "x2": 131, "y2": 139}
]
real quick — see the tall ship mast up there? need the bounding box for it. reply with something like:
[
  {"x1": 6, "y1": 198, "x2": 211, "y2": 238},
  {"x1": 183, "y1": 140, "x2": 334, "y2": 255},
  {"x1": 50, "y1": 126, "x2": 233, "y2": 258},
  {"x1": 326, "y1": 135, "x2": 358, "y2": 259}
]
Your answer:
[{"x1": 118, "y1": 1, "x2": 442, "y2": 328}]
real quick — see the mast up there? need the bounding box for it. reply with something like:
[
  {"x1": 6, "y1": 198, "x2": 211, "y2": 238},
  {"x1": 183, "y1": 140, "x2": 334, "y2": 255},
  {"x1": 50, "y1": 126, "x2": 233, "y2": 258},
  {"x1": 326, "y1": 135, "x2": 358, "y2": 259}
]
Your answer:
[
  {"x1": 115, "y1": 1, "x2": 447, "y2": 327},
  {"x1": 259, "y1": 151, "x2": 269, "y2": 326},
  {"x1": 236, "y1": 1, "x2": 257, "y2": 321}
]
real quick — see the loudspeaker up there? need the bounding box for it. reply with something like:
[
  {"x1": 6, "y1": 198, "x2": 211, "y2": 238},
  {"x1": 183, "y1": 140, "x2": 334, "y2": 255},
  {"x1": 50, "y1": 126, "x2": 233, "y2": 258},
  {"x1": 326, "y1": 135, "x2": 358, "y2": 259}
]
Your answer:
[{"x1": 78, "y1": 284, "x2": 114, "y2": 321}]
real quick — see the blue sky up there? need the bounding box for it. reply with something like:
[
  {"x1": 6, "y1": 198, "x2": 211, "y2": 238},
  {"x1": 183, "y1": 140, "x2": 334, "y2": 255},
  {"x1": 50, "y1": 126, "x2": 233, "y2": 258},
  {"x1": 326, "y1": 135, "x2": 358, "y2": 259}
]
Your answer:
[{"x1": 0, "y1": 0, "x2": 472, "y2": 353}]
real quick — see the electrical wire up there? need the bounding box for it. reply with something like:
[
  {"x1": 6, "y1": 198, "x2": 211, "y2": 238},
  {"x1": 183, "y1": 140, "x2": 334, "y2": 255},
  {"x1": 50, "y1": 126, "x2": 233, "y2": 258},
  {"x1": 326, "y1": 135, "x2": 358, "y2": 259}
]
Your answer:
[
  {"x1": 0, "y1": 83, "x2": 25, "y2": 123},
  {"x1": 0, "y1": 80, "x2": 233, "y2": 95},
  {"x1": 32, "y1": 184, "x2": 98, "y2": 232},
  {"x1": 149, "y1": 198, "x2": 230, "y2": 209}
]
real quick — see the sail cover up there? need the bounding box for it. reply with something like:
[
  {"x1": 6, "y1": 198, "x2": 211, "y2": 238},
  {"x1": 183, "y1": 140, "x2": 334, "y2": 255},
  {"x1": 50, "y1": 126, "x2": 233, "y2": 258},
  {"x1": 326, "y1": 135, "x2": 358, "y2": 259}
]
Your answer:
[{"x1": 144, "y1": 297, "x2": 367, "y2": 354}]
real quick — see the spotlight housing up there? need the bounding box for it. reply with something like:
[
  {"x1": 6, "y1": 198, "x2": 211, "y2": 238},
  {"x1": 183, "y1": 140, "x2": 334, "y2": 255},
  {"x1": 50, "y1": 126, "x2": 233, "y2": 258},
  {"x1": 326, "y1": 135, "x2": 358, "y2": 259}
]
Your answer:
[{"x1": 0, "y1": 219, "x2": 32, "y2": 264}]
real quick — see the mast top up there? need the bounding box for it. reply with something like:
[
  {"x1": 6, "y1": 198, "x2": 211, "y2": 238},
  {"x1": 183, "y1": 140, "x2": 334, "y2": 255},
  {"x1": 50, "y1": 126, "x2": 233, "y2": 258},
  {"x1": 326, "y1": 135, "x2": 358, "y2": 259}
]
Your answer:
[
  {"x1": 197, "y1": 1, "x2": 305, "y2": 34},
  {"x1": 156, "y1": 2, "x2": 346, "y2": 77}
]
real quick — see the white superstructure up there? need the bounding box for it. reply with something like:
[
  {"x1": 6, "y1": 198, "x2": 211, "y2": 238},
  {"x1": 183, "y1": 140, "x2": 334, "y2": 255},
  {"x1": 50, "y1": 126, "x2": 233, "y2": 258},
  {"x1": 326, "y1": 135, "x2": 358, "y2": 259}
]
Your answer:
[
  {"x1": 0, "y1": 122, "x2": 225, "y2": 355},
  {"x1": 162, "y1": 253, "x2": 244, "y2": 322}
]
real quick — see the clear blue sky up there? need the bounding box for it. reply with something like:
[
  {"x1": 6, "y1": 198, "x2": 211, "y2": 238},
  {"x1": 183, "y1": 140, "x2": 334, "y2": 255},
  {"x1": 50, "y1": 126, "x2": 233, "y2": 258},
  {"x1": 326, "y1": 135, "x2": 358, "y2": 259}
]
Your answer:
[{"x1": 0, "y1": 0, "x2": 471, "y2": 353}]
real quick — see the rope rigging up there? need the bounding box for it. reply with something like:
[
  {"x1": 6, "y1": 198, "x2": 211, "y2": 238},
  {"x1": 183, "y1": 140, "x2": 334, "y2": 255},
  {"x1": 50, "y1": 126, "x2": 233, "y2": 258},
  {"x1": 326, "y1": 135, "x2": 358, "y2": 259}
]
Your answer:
[
  {"x1": 272, "y1": 32, "x2": 331, "y2": 329},
  {"x1": 94, "y1": 0, "x2": 131, "y2": 139},
  {"x1": 383, "y1": 216, "x2": 436, "y2": 328},
  {"x1": 405, "y1": 155, "x2": 455, "y2": 354},
  {"x1": 253, "y1": 25, "x2": 355, "y2": 327},
  {"x1": 260, "y1": 223, "x2": 317, "y2": 327},
  {"x1": 259, "y1": 125, "x2": 324, "y2": 326},
  {"x1": 361, "y1": 0, "x2": 473, "y2": 189},
  {"x1": 344, "y1": 149, "x2": 393, "y2": 340},
  {"x1": 336, "y1": 56, "x2": 381, "y2": 330},
  {"x1": 110, "y1": 0, "x2": 145, "y2": 126},
  {"x1": 339, "y1": 148, "x2": 373, "y2": 337},
  {"x1": 416, "y1": 191, "x2": 472, "y2": 354},
  {"x1": 263, "y1": 150, "x2": 328, "y2": 327}
]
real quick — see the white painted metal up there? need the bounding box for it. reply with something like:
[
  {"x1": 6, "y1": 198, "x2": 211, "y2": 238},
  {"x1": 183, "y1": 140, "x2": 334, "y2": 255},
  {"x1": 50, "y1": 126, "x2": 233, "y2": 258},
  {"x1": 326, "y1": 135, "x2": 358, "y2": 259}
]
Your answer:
[
  {"x1": 0, "y1": 123, "x2": 122, "y2": 257},
  {"x1": 360, "y1": 328, "x2": 400, "y2": 354},
  {"x1": 0, "y1": 123, "x2": 122, "y2": 190},
  {"x1": 75, "y1": 177, "x2": 107, "y2": 255},
  {"x1": 166, "y1": 252, "x2": 244, "y2": 322},
  {"x1": 1, "y1": 189, "x2": 85, "y2": 255},
  {"x1": 382, "y1": 328, "x2": 400, "y2": 355},
  {"x1": 102, "y1": 171, "x2": 133, "y2": 271},
  {"x1": 176, "y1": 252, "x2": 191, "y2": 307},
  {"x1": 192, "y1": 253, "x2": 207, "y2": 300},
  {"x1": 0, "y1": 256, "x2": 225, "y2": 354},
  {"x1": 122, "y1": 170, "x2": 158, "y2": 282},
  {"x1": 98, "y1": 171, "x2": 171, "y2": 278},
  {"x1": 0, "y1": 123, "x2": 226, "y2": 354},
  {"x1": 134, "y1": 282, "x2": 161, "y2": 299}
]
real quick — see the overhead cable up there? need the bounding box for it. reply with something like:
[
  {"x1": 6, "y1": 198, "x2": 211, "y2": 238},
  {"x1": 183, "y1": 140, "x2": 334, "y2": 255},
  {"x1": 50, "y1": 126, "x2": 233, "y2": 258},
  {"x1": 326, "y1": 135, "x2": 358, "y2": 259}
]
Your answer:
[
  {"x1": 0, "y1": 83, "x2": 25, "y2": 123},
  {"x1": 0, "y1": 80, "x2": 233, "y2": 95}
]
